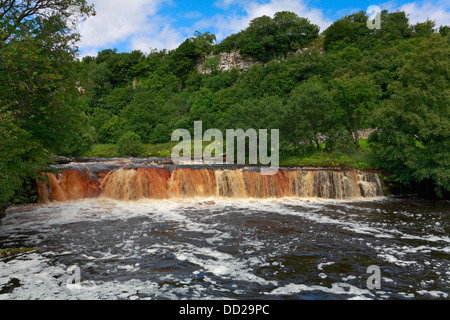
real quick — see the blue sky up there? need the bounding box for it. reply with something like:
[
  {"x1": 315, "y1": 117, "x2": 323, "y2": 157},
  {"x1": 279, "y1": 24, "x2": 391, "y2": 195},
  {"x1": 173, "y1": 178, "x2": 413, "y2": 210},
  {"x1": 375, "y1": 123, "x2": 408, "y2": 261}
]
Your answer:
[{"x1": 77, "y1": 0, "x2": 450, "y2": 57}]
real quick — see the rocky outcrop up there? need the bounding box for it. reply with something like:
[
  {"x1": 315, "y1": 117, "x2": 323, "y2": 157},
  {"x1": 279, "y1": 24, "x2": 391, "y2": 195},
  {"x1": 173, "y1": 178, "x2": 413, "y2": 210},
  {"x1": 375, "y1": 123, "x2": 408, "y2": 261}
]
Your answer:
[
  {"x1": 197, "y1": 47, "x2": 324, "y2": 74},
  {"x1": 317, "y1": 129, "x2": 377, "y2": 143},
  {"x1": 198, "y1": 50, "x2": 261, "y2": 74},
  {"x1": 51, "y1": 155, "x2": 72, "y2": 164},
  {"x1": 358, "y1": 129, "x2": 377, "y2": 140}
]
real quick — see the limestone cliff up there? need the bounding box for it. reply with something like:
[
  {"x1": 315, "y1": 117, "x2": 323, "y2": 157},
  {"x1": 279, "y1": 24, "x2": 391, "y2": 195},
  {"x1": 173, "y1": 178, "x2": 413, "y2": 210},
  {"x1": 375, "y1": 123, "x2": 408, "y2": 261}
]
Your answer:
[
  {"x1": 197, "y1": 47, "x2": 324, "y2": 74},
  {"x1": 197, "y1": 50, "x2": 260, "y2": 74}
]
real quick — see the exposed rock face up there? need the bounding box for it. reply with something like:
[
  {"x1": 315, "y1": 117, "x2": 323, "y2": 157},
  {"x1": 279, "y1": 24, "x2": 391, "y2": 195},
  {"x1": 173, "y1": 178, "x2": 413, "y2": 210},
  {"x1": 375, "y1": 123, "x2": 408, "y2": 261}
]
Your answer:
[
  {"x1": 358, "y1": 129, "x2": 377, "y2": 140},
  {"x1": 197, "y1": 47, "x2": 324, "y2": 74},
  {"x1": 316, "y1": 129, "x2": 377, "y2": 143},
  {"x1": 51, "y1": 155, "x2": 72, "y2": 164},
  {"x1": 197, "y1": 50, "x2": 262, "y2": 74}
]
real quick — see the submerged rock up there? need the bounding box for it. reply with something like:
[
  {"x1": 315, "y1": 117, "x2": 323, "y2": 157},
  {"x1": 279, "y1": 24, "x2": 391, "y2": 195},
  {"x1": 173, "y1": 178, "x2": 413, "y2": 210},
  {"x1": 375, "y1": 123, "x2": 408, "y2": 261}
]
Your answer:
[{"x1": 51, "y1": 155, "x2": 72, "y2": 164}]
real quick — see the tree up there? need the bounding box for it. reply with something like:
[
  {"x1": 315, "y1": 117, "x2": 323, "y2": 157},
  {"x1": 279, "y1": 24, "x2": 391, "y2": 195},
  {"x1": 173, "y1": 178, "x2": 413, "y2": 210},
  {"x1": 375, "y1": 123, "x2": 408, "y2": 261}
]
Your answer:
[
  {"x1": 273, "y1": 12, "x2": 320, "y2": 52},
  {"x1": 188, "y1": 87, "x2": 222, "y2": 130},
  {"x1": 0, "y1": 107, "x2": 48, "y2": 204},
  {"x1": 324, "y1": 11, "x2": 414, "y2": 52},
  {"x1": 0, "y1": 1, "x2": 94, "y2": 41},
  {"x1": 332, "y1": 74, "x2": 382, "y2": 150},
  {"x1": 380, "y1": 11, "x2": 411, "y2": 41},
  {"x1": 223, "y1": 95, "x2": 283, "y2": 132},
  {"x1": 95, "y1": 49, "x2": 145, "y2": 87},
  {"x1": 104, "y1": 87, "x2": 135, "y2": 115},
  {"x1": 283, "y1": 78, "x2": 334, "y2": 150},
  {"x1": 117, "y1": 132, "x2": 144, "y2": 157},
  {"x1": 217, "y1": 11, "x2": 319, "y2": 62},
  {"x1": 286, "y1": 48, "x2": 330, "y2": 82},
  {"x1": 413, "y1": 20, "x2": 436, "y2": 38},
  {"x1": 202, "y1": 55, "x2": 220, "y2": 74},
  {"x1": 120, "y1": 89, "x2": 179, "y2": 143},
  {"x1": 191, "y1": 31, "x2": 216, "y2": 58},
  {"x1": 169, "y1": 31, "x2": 216, "y2": 86},
  {"x1": 0, "y1": 0, "x2": 95, "y2": 204},
  {"x1": 323, "y1": 11, "x2": 369, "y2": 51},
  {"x1": 369, "y1": 34, "x2": 449, "y2": 196},
  {"x1": 0, "y1": 0, "x2": 95, "y2": 149},
  {"x1": 439, "y1": 25, "x2": 450, "y2": 37},
  {"x1": 364, "y1": 47, "x2": 406, "y2": 95}
]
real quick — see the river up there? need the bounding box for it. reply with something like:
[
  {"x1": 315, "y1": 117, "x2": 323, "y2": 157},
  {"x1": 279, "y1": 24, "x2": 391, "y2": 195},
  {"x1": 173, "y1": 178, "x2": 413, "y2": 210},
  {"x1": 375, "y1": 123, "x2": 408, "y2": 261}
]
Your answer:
[{"x1": 0, "y1": 196, "x2": 448, "y2": 300}]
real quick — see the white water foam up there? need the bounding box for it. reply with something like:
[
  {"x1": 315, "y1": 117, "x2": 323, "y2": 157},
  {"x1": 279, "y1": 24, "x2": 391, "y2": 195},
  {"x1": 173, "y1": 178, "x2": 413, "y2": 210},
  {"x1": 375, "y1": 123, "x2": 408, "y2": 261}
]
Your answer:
[{"x1": 1, "y1": 198, "x2": 448, "y2": 300}]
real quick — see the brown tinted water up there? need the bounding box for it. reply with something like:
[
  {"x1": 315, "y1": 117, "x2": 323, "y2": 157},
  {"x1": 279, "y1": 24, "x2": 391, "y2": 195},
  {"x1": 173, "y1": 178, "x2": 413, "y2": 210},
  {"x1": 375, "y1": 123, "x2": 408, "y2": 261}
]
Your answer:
[
  {"x1": 0, "y1": 196, "x2": 448, "y2": 300},
  {"x1": 0, "y1": 161, "x2": 447, "y2": 300}
]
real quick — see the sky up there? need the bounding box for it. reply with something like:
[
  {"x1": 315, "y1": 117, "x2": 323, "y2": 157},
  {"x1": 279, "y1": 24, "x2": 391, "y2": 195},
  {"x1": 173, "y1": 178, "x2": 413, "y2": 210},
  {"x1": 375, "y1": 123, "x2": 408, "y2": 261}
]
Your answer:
[{"x1": 76, "y1": 0, "x2": 450, "y2": 57}]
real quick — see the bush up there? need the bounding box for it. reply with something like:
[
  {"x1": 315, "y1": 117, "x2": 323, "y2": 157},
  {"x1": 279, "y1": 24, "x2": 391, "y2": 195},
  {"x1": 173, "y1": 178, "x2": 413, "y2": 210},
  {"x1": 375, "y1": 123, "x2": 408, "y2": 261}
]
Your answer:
[{"x1": 117, "y1": 132, "x2": 144, "y2": 157}]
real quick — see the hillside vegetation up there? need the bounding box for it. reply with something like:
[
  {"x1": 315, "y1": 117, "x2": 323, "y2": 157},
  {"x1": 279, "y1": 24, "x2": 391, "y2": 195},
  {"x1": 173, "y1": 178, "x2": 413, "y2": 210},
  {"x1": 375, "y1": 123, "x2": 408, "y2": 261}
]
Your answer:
[{"x1": 1, "y1": 4, "x2": 449, "y2": 203}]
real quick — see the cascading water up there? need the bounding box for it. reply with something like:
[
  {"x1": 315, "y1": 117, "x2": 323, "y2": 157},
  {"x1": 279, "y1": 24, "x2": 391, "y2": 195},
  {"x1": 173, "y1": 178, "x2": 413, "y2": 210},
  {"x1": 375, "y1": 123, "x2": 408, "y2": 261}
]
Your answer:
[
  {"x1": 3, "y1": 159, "x2": 448, "y2": 300},
  {"x1": 37, "y1": 169, "x2": 102, "y2": 203},
  {"x1": 37, "y1": 161, "x2": 384, "y2": 203}
]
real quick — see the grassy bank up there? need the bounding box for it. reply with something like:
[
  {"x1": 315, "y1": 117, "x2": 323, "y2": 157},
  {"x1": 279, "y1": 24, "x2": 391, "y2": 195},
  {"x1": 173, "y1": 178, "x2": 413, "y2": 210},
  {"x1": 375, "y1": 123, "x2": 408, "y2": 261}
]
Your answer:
[
  {"x1": 84, "y1": 139, "x2": 377, "y2": 171},
  {"x1": 85, "y1": 141, "x2": 200, "y2": 158},
  {"x1": 279, "y1": 140, "x2": 375, "y2": 170}
]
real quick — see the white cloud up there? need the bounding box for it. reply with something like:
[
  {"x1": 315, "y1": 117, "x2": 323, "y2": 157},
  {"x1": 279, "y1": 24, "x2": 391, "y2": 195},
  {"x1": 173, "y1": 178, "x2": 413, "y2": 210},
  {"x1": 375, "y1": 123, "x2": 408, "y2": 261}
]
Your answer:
[
  {"x1": 78, "y1": 0, "x2": 184, "y2": 54},
  {"x1": 128, "y1": 24, "x2": 183, "y2": 52},
  {"x1": 75, "y1": 0, "x2": 449, "y2": 57},
  {"x1": 198, "y1": 0, "x2": 333, "y2": 40},
  {"x1": 209, "y1": 0, "x2": 449, "y2": 40},
  {"x1": 396, "y1": 1, "x2": 450, "y2": 27}
]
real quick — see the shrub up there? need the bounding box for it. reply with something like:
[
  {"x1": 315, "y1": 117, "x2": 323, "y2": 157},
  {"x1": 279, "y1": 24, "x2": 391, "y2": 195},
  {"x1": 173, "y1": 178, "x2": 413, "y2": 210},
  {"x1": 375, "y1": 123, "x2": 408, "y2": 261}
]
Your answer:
[{"x1": 117, "y1": 132, "x2": 144, "y2": 157}]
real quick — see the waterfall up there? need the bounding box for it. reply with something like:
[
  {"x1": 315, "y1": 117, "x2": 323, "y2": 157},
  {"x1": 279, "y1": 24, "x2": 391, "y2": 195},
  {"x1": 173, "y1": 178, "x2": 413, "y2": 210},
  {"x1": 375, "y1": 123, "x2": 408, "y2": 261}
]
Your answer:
[
  {"x1": 37, "y1": 166, "x2": 384, "y2": 203},
  {"x1": 38, "y1": 169, "x2": 101, "y2": 203}
]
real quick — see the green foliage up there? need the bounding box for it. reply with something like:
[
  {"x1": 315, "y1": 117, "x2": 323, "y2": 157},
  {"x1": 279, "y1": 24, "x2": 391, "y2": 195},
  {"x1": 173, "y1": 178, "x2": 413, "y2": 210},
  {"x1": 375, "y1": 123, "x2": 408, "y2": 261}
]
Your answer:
[
  {"x1": 104, "y1": 87, "x2": 135, "y2": 115},
  {"x1": 323, "y1": 11, "x2": 370, "y2": 51},
  {"x1": 439, "y1": 26, "x2": 450, "y2": 37},
  {"x1": 0, "y1": 107, "x2": 49, "y2": 204},
  {"x1": 323, "y1": 11, "x2": 413, "y2": 52},
  {"x1": 331, "y1": 74, "x2": 382, "y2": 149},
  {"x1": 75, "y1": 10, "x2": 445, "y2": 200},
  {"x1": 216, "y1": 11, "x2": 320, "y2": 62},
  {"x1": 202, "y1": 55, "x2": 220, "y2": 73},
  {"x1": 282, "y1": 77, "x2": 334, "y2": 149},
  {"x1": 280, "y1": 139, "x2": 373, "y2": 170},
  {"x1": 168, "y1": 31, "x2": 216, "y2": 84},
  {"x1": 94, "y1": 49, "x2": 146, "y2": 87},
  {"x1": 117, "y1": 132, "x2": 144, "y2": 157},
  {"x1": 85, "y1": 144, "x2": 119, "y2": 158},
  {"x1": 223, "y1": 95, "x2": 283, "y2": 132},
  {"x1": 412, "y1": 20, "x2": 436, "y2": 38},
  {"x1": 3, "y1": 5, "x2": 446, "y2": 202},
  {"x1": 118, "y1": 86, "x2": 183, "y2": 144},
  {"x1": 369, "y1": 35, "x2": 450, "y2": 196},
  {"x1": 0, "y1": 0, "x2": 94, "y2": 204}
]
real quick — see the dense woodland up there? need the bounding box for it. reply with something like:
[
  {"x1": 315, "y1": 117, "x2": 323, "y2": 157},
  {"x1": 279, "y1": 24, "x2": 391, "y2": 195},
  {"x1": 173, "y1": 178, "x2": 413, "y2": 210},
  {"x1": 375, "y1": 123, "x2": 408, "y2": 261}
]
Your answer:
[{"x1": 0, "y1": 1, "x2": 449, "y2": 205}]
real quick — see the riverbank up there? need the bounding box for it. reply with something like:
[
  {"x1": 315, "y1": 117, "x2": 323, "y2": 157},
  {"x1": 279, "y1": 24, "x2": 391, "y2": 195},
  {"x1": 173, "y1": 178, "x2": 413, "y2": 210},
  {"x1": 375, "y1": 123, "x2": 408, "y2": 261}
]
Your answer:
[
  {"x1": 84, "y1": 139, "x2": 375, "y2": 171},
  {"x1": 80, "y1": 141, "x2": 447, "y2": 200},
  {"x1": 0, "y1": 204, "x2": 7, "y2": 220}
]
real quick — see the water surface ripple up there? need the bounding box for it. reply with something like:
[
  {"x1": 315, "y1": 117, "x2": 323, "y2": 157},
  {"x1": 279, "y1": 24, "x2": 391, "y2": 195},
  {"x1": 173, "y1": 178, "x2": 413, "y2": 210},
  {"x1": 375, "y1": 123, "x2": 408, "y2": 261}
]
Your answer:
[{"x1": 0, "y1": 197, "x2": 448, "y2": 300}]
